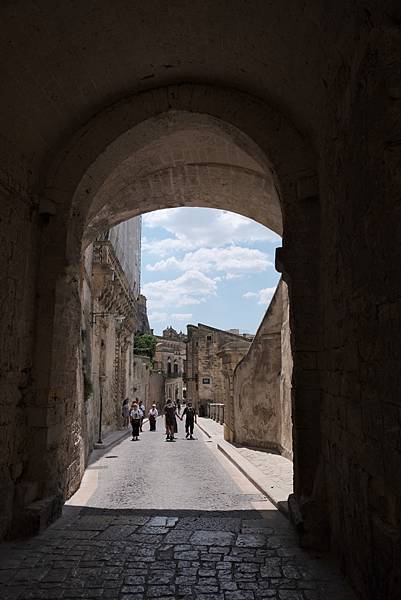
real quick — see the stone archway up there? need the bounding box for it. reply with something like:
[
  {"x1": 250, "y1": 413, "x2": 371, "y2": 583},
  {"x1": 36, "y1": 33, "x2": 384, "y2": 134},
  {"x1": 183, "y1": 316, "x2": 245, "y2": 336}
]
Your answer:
[{"x1": 28, "y1": 83, "x2": 321, "y2": 545}]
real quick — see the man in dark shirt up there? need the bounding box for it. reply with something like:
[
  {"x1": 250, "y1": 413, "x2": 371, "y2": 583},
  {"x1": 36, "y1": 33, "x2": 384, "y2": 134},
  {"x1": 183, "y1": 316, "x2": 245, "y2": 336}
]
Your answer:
[{"x1": 182, "y1": 401, "x2": 197, "y2": 439}]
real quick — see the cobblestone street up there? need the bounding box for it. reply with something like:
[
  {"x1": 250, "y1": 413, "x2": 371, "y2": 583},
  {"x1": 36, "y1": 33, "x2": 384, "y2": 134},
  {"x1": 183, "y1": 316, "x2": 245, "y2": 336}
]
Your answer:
[{"x1": 0, "y1": 420, "x2": 355, "y2": 599}]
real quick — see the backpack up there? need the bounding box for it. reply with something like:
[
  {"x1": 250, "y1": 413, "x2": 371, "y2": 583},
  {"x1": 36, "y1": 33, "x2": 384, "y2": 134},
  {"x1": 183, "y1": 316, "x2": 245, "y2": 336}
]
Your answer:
[{"x1": 186, "y1": 407, "x2": 195, "y2": 419}]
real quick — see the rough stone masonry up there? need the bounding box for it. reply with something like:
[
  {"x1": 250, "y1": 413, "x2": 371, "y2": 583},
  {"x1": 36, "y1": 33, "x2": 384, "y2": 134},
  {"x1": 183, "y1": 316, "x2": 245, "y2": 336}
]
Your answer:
[{"x1": 0, "y1": 3, "x2": 400, "y2": 599}]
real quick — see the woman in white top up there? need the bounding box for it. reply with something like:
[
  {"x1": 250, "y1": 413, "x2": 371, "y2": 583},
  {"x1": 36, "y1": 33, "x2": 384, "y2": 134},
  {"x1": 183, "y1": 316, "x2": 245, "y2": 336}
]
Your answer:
[
  {"x1": 148, "y1": 404, "x2": 158, "y2": 431},
  {"x1": 130, "y1": 402, "x2": 142, "y2": 441}
]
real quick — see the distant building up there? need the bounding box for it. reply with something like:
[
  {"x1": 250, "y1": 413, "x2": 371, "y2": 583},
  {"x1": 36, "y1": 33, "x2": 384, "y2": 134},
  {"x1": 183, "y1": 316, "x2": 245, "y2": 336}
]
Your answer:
[
  {"x1": 154, "y1": 326, "x2": 187, "y2": 403},
  {"x1": 185, "y1": 324, "x2": 251, "y2": 416}
]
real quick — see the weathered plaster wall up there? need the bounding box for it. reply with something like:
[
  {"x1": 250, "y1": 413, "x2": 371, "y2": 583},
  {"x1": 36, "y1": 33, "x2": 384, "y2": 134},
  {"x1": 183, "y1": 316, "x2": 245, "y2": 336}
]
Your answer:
[
  {"x1": 279, "y1": 290, "x2": 293, "y2": 458},
  {"x1": 233, "y1": 281, "x2": 292, "y2": 458},
  {"x1": 186, "y1": 324, "x2": 251, "y2": 415},
  {"x1": 218, "y1": 340, "x2": 253, "y2": 443}
]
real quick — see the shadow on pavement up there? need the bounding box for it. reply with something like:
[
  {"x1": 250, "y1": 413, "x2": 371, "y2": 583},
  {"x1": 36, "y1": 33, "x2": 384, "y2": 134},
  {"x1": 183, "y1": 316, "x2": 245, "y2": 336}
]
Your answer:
[{"x1": 0, "y1": 506, "x2": 356, "y2": 600}]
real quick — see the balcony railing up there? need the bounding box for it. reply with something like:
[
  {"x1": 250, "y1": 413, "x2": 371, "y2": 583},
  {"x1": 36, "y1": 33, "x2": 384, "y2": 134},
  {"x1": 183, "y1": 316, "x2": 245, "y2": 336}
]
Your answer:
[{"x1": 207, "y1": 403, "x2": 225, "y2": 424}]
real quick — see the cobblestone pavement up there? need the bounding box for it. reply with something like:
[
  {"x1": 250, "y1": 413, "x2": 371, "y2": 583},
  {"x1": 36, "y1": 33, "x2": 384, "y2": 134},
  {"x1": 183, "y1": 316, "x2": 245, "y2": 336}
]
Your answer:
[{"x1": 0, "y1": 419, "x2": 356, "y2": 599}]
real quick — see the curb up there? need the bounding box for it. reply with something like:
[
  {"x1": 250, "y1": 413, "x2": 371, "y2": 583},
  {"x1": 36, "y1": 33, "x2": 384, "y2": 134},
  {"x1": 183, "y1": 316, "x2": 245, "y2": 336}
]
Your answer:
[
  {"x1": 93, "y1": 418, "x2": 150, "y2": 450},
  {"x1": 217, "y1": 439, "x2": 289, "y2": 518},
  {"x1": 93, "y1": 430, "x2": 130, "y2": 450},
  {"x1": 195, "y1": 420, "x2": 212, "y2": 439}
]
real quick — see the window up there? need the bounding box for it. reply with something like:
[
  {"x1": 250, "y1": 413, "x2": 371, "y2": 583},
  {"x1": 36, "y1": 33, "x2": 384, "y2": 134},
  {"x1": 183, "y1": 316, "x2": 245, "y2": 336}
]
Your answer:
[
  {"x1": 202, "y1": 377, "x2": 211, "y2": 384},
  {"x1": 206, "y1": 335, "x2": 212, "y2": 342},
  {"x1": 174, "y1": 361, "x2": 178, "y2": 375}
]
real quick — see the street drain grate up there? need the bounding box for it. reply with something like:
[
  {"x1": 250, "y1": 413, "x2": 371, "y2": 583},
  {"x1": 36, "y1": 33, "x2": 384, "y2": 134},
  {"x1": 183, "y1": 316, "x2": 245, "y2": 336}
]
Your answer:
[{"x1": 105, "y1": 455, "x2": 118, "y2": 458}]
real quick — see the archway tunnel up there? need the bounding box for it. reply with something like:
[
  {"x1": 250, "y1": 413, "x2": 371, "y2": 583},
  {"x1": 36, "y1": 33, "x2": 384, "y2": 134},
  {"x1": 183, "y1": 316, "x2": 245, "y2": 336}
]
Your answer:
[{"x1": 0, "y1": 5, "x2": 400, "y2": 599}]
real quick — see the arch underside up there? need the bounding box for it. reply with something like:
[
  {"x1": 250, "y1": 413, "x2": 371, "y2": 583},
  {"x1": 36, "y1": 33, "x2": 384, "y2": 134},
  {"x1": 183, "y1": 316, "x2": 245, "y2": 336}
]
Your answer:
[
  {"x1": 83, "y1": 111, "x2": 282, "y2": 244},
  {"x1": 42, "y1": 85, "x2": 315, "y2": 265}
]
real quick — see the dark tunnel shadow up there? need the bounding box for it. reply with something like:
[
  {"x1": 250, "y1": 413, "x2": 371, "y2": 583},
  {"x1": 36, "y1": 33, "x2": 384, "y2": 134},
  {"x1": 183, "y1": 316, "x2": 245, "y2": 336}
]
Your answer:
[{"x1": 0, "y1": 506, "x2": 356, "y2": 599}]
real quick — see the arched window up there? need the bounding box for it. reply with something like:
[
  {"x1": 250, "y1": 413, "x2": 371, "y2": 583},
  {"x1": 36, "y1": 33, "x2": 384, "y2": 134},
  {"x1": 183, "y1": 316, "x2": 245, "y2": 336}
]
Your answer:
[{"x1": 167, "y1": 357, "x2": 172, "y2": 375}]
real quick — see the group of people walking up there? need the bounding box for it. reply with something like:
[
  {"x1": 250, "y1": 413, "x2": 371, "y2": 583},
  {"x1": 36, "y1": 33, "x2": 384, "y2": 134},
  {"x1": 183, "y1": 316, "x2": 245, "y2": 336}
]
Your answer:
[
  {"x1": 122, "y1": 397, "x2": 197, "y2": 442},
  {"x1": 164, "y1": 398, "x2": 197, "y2": 441}
]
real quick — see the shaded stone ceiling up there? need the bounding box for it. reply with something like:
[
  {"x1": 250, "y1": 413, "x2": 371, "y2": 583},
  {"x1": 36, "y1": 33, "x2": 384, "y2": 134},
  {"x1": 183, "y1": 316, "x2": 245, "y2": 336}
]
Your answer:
[{"x1": 0, "y1": 1, "x2": 368, "y2": 185}]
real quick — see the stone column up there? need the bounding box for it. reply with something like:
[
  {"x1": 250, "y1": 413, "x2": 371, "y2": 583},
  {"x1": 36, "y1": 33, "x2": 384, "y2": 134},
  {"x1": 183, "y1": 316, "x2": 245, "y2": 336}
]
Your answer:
[
  {"x1": 16, "y1": 213, "x2": 84, "y2": 535},
  {"x1": 277, "y1": 176, "x2": 325, "y2": 548}
]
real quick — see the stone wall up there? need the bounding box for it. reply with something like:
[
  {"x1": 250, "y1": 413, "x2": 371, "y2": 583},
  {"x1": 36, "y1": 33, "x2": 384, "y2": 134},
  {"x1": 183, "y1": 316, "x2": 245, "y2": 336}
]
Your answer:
[
  {"x1": 149, "y1": 372, "x2": 165, "y2": 411},
  {"x1": 316, "y1": 28, "x2": 401, "y2": 597},
  {"x1": 132, "y1": 355, "x2": 151, "y2": 411},
  {"x1": 279, "y1": 290, "x2": 293, "y2": 458},
  {"x1": 1, "y1": 8, "x2": 400, "y2": 596},
  {"x1": 218, "y1": 340, "x2": 253, "y2": 443},
  {"x1": 186, "y1": 324, "x2": 251, "y2": 415},
  {"x1": 0, "y1": 184, "x2": 38, "y2": 538},
  {"x1": 232, "y1": 280, "x2": 292, "y2": 459}
]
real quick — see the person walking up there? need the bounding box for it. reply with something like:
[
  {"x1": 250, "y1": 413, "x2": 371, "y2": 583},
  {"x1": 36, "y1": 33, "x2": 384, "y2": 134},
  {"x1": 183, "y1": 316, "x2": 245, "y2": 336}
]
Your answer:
[
  {"x1": 182, "y1": 401, "x2": 197, "y2": 439},
  {"x1": 164, "y1": 399, "x2": 181, "y2": 441},
  {"x1": 148, "y1": 404, "x2": 158, "y2": 431},
  {"x1": 138, "y1": 399, "x2": 145, "y2": 432},
  {"x1": 121, "y1": 398, "x2": 130, "y2": 429},
  {"x1": 130, "y1": 401, "x2": 142, "y2": 441}
]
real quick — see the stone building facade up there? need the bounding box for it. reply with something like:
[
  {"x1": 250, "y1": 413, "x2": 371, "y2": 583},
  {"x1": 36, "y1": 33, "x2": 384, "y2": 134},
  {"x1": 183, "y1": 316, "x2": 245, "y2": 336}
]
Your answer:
[
  {"x1": 186, "y1": 324, "x2": 251, "y2": 415},
  {"x1": 231, "y1": 280, "x2": 293, "y2": 459},
  {"x1": 154, "y1": 327, "x2": 186, "y2": 404},
  {"x1": 132, "y1": 355, "x2": 152, "y2": 409},
  {"x1": 81, "y1": 217, "x2": 150, "y2": 451}
]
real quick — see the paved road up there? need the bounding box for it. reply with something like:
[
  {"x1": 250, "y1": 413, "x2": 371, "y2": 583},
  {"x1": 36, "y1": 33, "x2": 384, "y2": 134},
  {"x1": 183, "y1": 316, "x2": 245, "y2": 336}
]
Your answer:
[
  {"x1": 84, "y1": 418, "x2": 267, "y2": 511},
  {"x1": 0, "y1": 418, "x2": 356, "y2": 599}
]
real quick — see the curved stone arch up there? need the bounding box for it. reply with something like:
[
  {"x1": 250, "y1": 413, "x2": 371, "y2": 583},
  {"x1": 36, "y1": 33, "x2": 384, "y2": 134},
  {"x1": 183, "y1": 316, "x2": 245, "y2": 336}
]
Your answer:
[
  {"x1": 84, "y1": 163, "x2": 281, "y2": 245},
  {"x1": 41, "y1": 83, "x2": 317, "y2": 262},
  {"x1": 32, "y1": 83, "x2": 321, "y2": 519}
]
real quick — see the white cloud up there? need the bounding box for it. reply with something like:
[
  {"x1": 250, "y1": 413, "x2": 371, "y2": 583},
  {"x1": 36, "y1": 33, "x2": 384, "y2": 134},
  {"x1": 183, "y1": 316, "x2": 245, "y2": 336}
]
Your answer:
[
  {"x1": 142, "y1": 208, "x2": 279, "y2": 256},
  {"x1": 259, "y1": 287, "x2": 276, "y2": 305},
  {"x1": 243, "y1": 286, "x2": 276, "y2": 306},
  {"x1": 147, "y1": 311, "x2": 192, "y2": 328},
  {"x1": 143, "y1": 270, "x2": 218, "y2": 313},
  {"x1": 147, "y1": 246, "x2": 273, "y2": 275}
]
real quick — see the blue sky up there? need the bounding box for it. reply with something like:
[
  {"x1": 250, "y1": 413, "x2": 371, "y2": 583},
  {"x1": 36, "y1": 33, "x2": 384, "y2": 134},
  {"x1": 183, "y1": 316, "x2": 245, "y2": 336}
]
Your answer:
[{"x1": 141, "y1": 208, "x2": 281, "y2": 336}]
